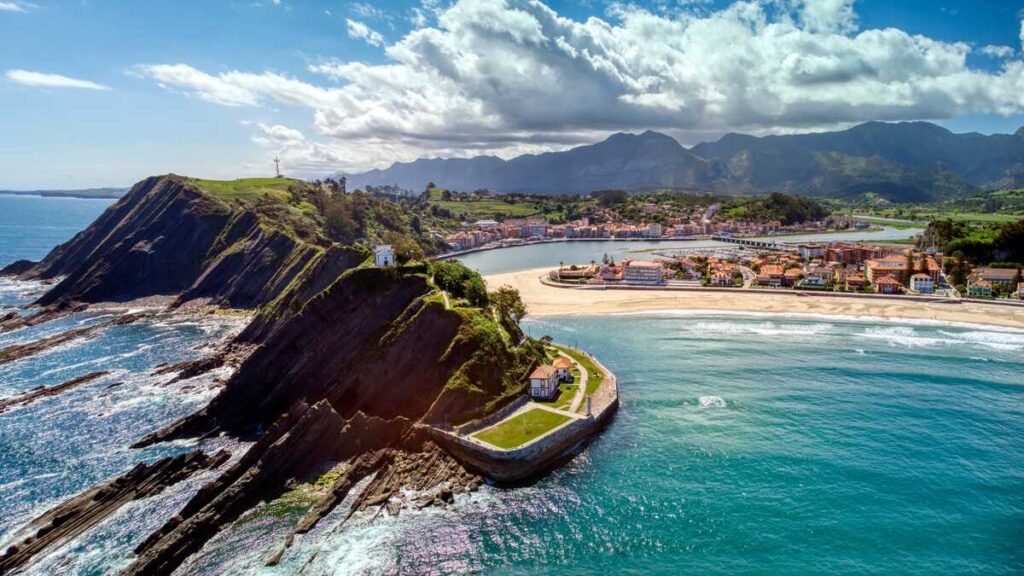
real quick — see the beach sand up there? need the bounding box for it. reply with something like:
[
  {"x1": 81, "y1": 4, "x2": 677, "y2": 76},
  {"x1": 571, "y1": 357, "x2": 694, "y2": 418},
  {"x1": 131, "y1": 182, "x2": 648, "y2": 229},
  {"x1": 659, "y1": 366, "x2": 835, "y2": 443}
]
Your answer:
[{"x1": 485, "y1": 267, "x2": 1024, "y2": 330}]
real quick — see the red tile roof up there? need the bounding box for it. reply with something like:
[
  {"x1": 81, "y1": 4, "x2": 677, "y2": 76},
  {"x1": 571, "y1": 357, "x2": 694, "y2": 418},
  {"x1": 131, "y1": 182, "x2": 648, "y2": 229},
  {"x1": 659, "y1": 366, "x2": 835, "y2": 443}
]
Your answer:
[{"x1": 530, "y1": 365, "x2": 556, "y2": 379}]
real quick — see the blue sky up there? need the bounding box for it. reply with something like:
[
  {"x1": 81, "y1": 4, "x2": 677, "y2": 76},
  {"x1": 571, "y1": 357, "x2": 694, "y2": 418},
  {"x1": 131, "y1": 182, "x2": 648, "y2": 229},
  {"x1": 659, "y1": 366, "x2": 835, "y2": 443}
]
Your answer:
[{"x1": 2, "y1": 0, "x2": 1024, "y2": 189}]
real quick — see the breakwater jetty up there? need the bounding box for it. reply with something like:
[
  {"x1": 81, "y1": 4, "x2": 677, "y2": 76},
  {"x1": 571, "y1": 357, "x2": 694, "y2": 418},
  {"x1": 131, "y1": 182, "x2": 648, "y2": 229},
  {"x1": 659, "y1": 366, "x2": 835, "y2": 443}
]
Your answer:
[{"x1": 422, "y1": 347, "x2": 618, "y2": 484}]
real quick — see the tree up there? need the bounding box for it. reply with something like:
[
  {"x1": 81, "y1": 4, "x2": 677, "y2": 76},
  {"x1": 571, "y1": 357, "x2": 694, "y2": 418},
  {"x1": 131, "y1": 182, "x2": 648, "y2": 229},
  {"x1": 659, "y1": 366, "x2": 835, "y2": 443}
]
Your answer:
[
  {"x1": 411, "y1": 214, "x2": 422, "y2": 235},
  {"x1": 994, "y1": 219, "x2": 1024, "y2": 263},
  {"x1": 386, "y1": 233, "x2": 424, "y2": 264},
  {"x1": 464, "y1": 276, "x2": 489, "y2": 307},
  {"x1": 950, "y1": 251, "x2": 967, "y2": 286},
  {"x1": 491, "y1": 285, "x2": 528, "y2": 326}
]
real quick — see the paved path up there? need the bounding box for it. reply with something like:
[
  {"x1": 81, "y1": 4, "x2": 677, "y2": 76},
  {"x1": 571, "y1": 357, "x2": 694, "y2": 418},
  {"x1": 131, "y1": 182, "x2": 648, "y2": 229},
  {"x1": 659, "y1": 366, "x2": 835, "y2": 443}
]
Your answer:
[{"x1": 566, "y1": 352, "x2": 589, "y2": 414}]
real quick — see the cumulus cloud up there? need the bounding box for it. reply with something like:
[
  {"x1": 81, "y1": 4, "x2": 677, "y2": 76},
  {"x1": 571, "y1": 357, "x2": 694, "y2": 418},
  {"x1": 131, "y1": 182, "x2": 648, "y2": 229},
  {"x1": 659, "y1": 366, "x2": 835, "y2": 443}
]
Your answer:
[
  {"x1": 134, "y1": 0, "x2": 1024, "y2": 176},
  {"x1": 980, "y1": 45, "x2": 1015, "y2": 59},
  {"x1": 252, "y1": 123, "x2": 306, "y2": 147},
  {"x1": 346, "y1": 19, "x2": 386, "y2": 46},
  {"x1": 6, "y1": 69, "x2": 110, "y2": 90}
]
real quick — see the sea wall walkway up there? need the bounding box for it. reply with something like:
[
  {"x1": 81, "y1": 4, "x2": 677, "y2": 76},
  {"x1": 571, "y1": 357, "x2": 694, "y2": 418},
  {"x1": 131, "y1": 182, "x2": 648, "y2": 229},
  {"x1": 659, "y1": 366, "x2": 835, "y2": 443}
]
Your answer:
[{"x1": 422, "y1": 348, "x2": 618, "y2": 484}]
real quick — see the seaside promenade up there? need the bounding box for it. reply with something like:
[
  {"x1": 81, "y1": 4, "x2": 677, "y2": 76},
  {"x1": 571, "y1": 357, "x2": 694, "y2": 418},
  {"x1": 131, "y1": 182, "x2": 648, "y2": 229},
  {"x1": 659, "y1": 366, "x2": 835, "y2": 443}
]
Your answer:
[{"x1": 484, "y1": 267, "x2": 1024, "y2": 331}]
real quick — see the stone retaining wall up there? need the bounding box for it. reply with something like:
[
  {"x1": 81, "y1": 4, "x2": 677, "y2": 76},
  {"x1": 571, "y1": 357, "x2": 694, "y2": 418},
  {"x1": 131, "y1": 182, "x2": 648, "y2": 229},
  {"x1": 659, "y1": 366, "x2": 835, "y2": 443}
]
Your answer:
[
  {"x1": 426, "y1": 351, "x2": 619, "y2": 484},
  {"x1": 453, "y1": 396, "x2": 531, "y2": 436}
]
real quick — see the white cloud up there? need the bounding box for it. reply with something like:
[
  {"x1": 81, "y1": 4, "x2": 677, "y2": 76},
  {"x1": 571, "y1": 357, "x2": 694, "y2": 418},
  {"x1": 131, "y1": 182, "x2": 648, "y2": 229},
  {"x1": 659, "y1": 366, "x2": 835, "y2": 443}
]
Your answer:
[
  {"x1": 799, "y1": 0, "x2": 857, "y2": 33},
  {"x1": 346, "y1": 18, "x2": 386, "y2": 46},
  {"x1": 0, "y1": 2, "x2": 26, "y2": 12},
  {"x1": 133, "y1": 0, "x2": 1024, "y2": 176},
  {"x1": 351, "y1": 2, "x2": 388, "y2": 20},
  {"x1": 252, "y1": 123, "x2": 306, "y2": 147},
  {"x1": 980, "y1": 45, "x2": 1015, "y2": 59},
  {"x1": 6, "y1": 69, "x2": 110, "y2": 90}
]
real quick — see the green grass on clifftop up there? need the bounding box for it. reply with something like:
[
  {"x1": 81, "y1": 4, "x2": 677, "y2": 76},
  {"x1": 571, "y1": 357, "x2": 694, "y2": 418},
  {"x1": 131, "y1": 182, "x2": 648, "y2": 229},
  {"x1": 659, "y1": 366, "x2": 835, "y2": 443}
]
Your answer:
[{"x1": 191, "y1": 177, "x2": 302, "y2": 201}]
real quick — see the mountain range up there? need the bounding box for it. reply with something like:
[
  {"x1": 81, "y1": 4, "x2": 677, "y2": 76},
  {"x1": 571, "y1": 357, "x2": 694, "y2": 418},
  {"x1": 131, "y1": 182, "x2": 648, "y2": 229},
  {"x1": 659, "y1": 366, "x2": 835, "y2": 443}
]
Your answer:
[{"x1": 337, "y1": 122, "x2": 1024, "y2": 202}]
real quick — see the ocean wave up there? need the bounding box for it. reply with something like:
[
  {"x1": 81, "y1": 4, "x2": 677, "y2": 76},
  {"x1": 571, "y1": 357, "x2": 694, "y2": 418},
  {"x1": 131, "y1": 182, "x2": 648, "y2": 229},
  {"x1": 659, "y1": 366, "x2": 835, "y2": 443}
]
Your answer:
[
  {"x1": 609, "y1": 308, "x2": 1024, "y2": 334},
  {"x1": 687, "y1": 320, "x2": 834, "y2": 338},
  {"x1": 862, "y1": 326, "x2": 1023, "y2": 352},
  {"x1": 698, "y1": 395, "x2": 727, "y2": 409}
]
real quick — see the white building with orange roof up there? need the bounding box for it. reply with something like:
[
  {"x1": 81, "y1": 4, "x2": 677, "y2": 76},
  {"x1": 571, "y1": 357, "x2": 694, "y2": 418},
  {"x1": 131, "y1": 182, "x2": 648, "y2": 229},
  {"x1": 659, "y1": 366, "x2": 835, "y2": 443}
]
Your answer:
[
  {"x1": 552, "y1": 356, "x2": 573, "y2": 381},
  {"x1": 529, "y1": 365, "x2": 560, "y2": 400}
]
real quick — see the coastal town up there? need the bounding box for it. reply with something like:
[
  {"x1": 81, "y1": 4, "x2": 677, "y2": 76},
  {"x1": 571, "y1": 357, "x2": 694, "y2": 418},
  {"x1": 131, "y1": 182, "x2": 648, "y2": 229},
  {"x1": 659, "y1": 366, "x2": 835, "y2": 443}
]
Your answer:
[
  {"x1": 546, "y1": 239, "x2": 1024, "y2": 301},
  {"x1": 442, "y1": 200, "x2": 862, "y2": 252}
]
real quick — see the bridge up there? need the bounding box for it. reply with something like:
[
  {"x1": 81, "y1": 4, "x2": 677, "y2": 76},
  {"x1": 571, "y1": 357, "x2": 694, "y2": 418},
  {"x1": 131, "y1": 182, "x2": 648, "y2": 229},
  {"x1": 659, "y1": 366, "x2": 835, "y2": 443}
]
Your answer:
[{"x1": 711, "y1": 235, "x2": 790, "y2": 251}]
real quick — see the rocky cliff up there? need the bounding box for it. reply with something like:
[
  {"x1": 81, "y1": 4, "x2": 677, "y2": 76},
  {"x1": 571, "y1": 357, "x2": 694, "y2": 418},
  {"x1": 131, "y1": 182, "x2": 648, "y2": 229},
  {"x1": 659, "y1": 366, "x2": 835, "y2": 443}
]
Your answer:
[
  {"x1": 3, "y1": 174, "x2": 364, "y2": 311},
  {"x1": 2, "y1": 174, "x2": 547, "y2": 574}
]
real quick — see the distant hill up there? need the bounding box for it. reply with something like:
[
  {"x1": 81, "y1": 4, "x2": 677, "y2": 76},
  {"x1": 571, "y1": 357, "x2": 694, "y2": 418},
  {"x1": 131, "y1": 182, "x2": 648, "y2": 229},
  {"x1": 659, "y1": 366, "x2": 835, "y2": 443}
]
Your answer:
[
  {"x1": 338, "y1": 131, "x2": 725, "y2": 196},
  {"x1": 335, "y1": 122, "x2": 1024, "y2": 203},
  {"x1": 690, "y1": 121, "x2": 1024, "y2": 200},
  {"x1": 0, "y1": 187, "x2": 126, "y2": 199}
]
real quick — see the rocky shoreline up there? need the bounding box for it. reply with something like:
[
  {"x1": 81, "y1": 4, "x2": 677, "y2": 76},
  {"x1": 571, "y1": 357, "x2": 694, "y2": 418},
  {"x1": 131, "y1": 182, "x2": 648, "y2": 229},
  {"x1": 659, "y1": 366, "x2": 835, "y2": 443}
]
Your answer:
[{"x1": 0, "y1": 174, "x2": 604, "y2": 574}]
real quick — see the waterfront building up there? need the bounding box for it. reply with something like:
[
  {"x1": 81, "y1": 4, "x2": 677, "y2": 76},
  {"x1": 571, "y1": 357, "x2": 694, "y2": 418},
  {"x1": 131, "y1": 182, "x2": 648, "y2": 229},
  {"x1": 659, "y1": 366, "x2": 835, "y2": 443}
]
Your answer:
[
  {"x1": 756, "y1": 264, "x2": 785, "y2": 287},
  {"x1": 529, "y1": 365, "x2": 560, "y2": 400},
  {"x1": 800, "y1": 271, "x2": 828, "y2": 288},
  {"x1": 967, "y1": 279, "x2": 993, "y2": 297},
  {"x1": 1016, "y1": 282, "x2": 1024, "y2": 299},
  {"x1": 909, "y1": 273, "x2": 934, "y2": 294},
  {"x1": 866, "y1": 255, "x2": 909, "y2": 284},
  {"x1": 972, "y1": 267, "x2": 1019, "y2": 286},
  {"x1": 373, "y1": 245, "x2": 394, "y2": 267},
  {"x1": 623, "y1": 260, "x2": 664, "y2": 285},
  {"x1": 710, "y1": 271, "x2": 732, "y2": 286},
  {"x1": 846, "y1": 273, "x2": 867, "y2": 291},
  {"x1": 874, "y1": 275, "x2": 903, "y2": 294}
]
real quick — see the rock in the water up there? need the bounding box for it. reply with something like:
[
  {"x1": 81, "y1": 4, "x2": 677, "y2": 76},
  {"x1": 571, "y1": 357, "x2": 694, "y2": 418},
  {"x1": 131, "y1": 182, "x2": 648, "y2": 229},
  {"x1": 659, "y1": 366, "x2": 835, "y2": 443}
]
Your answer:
[
  {"x1": 0, "y1": 312, "x2": 149, "y2": 365},
  {"x1": 0, "y1": 450, "x2": 227, "y2": 574},
  {"x1": 0, "y1": 371, "x2": 110, "y2": 413}
]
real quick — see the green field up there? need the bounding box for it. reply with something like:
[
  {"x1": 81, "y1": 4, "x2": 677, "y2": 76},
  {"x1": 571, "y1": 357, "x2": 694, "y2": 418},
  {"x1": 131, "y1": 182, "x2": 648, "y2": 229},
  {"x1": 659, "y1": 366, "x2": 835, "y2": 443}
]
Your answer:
[
  {"x1": 428, "y1": 188, "x2": 544, "y2": 219},
  {"x1": 472, "y1": 408, "x2": 572, "y2": 449},
  {"x1": 916, "y1": 212, "x2": 1021, "y2": 224},
  {"x1": 191, "y1": 177, "x2": 301, "y2": 202}
]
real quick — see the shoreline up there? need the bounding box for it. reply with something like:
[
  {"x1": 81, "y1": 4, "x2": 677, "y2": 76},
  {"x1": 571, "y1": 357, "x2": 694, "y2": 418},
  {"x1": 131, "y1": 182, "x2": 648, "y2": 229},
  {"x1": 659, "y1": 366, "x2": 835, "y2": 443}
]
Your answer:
[
  {"x1": 484, "y1": 267, "x2": 1024, "y2": 331},
  {"x1": 435, "y1": 224, "x2": 910, "y2": 260}
]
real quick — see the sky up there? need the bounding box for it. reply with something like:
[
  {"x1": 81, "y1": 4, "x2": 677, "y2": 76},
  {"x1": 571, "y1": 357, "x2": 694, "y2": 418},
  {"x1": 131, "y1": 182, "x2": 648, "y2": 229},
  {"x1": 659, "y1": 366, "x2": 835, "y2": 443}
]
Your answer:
[{"x1": 2, "y1": 0, "x2": 1024, "y2": 189}]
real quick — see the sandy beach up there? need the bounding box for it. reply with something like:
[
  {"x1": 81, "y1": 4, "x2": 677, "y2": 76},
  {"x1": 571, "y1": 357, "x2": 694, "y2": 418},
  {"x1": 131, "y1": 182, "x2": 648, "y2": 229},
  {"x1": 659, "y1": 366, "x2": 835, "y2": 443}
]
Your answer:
[{"x1": 485, "y1": 267, "x2": 1024, "y2": 330}]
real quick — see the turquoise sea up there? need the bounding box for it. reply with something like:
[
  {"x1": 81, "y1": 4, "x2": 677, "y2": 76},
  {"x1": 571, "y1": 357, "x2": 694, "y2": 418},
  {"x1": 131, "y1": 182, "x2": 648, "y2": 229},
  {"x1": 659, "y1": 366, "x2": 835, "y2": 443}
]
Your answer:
[{"x1": 0, "y1": 195, "x2": 1022, "y2": 575}]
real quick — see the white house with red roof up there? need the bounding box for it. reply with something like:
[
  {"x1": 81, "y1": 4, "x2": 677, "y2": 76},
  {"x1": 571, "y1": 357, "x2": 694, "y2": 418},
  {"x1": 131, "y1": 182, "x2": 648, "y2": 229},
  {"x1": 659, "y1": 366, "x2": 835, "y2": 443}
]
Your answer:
[{"x1": 529, "y1": 365, "x2": 559, "y2": 400}]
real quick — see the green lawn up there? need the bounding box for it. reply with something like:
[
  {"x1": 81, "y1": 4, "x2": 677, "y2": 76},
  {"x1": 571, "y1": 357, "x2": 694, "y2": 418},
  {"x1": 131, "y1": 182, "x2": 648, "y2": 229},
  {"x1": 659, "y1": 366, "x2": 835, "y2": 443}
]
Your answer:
[
  {"x1": 555, "y1": 346, "x2": 605, "y2": 397},
  {"x1": 191, "y1": 177, "x2": 300, "y2": 202},
  {"x1": 472, "y1": 408, "x2": 572, "y2": 449}
]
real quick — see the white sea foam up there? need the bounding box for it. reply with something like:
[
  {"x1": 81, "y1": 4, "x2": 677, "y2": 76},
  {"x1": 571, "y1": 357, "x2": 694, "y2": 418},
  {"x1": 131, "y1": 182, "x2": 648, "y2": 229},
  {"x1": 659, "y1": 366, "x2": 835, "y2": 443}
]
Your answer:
[
  {"x1": 698, "y1": 395, "x2": 727, "y2": 409},
  {"x1": 862, "y1": 325, "x2": 1024, "y2": 352},
  {"x1": 609, "y1": 308, "x2": 1024, "y2": 334},
  {"x1": 688, "y1": 320, "x2": 833, "y2": 338}
]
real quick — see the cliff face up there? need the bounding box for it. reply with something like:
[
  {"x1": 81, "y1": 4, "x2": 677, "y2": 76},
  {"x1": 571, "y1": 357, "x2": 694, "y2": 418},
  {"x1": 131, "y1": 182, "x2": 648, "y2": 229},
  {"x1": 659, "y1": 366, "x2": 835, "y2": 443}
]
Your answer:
[
  {"x1": 4, "y1": 174, "x2": 546, "y2": 574},
  {"x1": 10, "y1": 175, "x2": 363, "y2": 311},
  {"x1": 145, "y1": 266, "x2": 539, "y2": 442}
]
